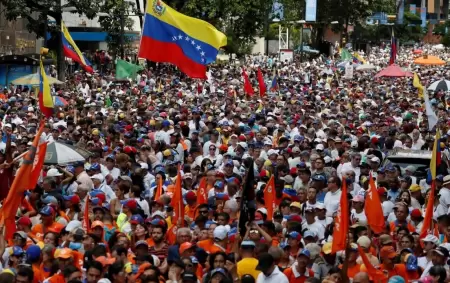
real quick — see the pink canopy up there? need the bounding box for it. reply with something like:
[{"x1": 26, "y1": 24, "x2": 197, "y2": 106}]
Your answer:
[{"x1": 374, "y1": 64, "x2": 413, "y2": 78}]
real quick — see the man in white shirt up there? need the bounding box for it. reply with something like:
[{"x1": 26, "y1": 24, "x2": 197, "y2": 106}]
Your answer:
[
  {"x1": 91, "y1": 174, "x2": 116, "y2": 202},
  {"x1": 256, "y1": 253, "x2": 289, "y2": 283},
  {"x1": 339, "y1": 152, "x2": 362, "y2": 183},
  {"x1": 302, "y1": 207, "x2": 325, "y2": 240},
  {"x1": 437, "y1": 175, "x2": 450, "y2": 219},
  {"x1": 323, "y1": 176, "x2": 341, "y2": 217}
]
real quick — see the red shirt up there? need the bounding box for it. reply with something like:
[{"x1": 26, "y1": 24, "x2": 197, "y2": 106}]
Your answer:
[{"x1": 283, "y1": 267, "x2": 314, "y2": 283}]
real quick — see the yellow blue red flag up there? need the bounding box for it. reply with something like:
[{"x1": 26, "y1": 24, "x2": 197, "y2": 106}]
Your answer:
[
  {"x1": 61, "y1": 21, "x2": 93, "y2": 73},
  {"x1": 39, "y1": 60, "x2": 54, "y2": 118},
  {"x1": 138, "y1": 0, "x2": 227, "y2": 79}
]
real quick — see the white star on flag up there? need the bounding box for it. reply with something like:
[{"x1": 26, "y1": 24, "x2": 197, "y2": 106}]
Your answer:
[
  {"x1": 196, "y1": 45, "x2": 201, "y2": 50},
  {"x1": 172, "y1": 36, "x2": 177, "y2": 41},
  {"x1": 191, "y1": 40, "x2": 195, "y2": 45},
  {"x1": 200, "y1": 51, "x2": 205, "y2": 56},
  {"x1": 185, "y1": 36, "x2": 189, "y2": 41},
  {"x1": 178, "y1": 35, "x2": 183, "y2": 39}
]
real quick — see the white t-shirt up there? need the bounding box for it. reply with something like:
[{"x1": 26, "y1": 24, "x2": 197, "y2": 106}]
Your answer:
[{"x1": 351, "y1": 209, "x2": 368, "y2": 225}]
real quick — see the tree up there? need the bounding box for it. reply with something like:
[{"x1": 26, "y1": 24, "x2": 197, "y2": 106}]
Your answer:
[
  {"x1": 98, "y1": 0, "x2": 137, "y2": 59},
  {"x1": 0, "y1": 0, "x2": 105, "y2": 79},
  {"x1": 164, "y1": 0, "x2": 272, "y2": 53}
]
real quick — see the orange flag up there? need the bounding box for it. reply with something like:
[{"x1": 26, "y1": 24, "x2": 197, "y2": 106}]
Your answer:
[
  {"x1": 0, "y1": 121, "x2": 45, "y2": 240},
  {"x1": 331, "y1": 177, "x2": 349, "y2": 253},
  {"x1": 170, "y1": 166, "x2": 184, "y2": 227},
  {"x1": 154, "y1": 177, "x2": 163, "y2": 201},
  {"x1": 421, "y1": 180, "x2": 436, "y2": 239},
  {"x1": 82, "y1": 199, "x2": 90, "y2": 233},
  {"x1": 197, "y1": 177, "x2": 207, "y2": 205},
  {"x1": 357, "y1": 245, "x2": 387, "y2": 282},
  {"x1": 263, "y1": 175, "x2": 276, "y2": 221},
  {"x1": 365, "y1": 173, "x2": 385, "y2": 234},
  {"x1": 28, "y1": 142, "x2": 48, "y2": 190}
]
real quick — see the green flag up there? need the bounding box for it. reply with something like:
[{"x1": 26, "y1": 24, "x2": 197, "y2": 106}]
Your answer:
[
  {"x1": 340, "y1": 48, "x2": 352, "y2": 61},
  {"x1": 115, "y1": 59, "x2": 143, "y2": 80}
]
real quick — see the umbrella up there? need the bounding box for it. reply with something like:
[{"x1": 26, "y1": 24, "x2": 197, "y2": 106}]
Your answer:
[
  {"x1": 413, "y1": 49, "x2": 423, "y2": 54},
  {"x1": 414, "y1": 55, "x2": 446, "y2": 66},
  {"x1": 432, "y1": 44, "x2": 445, "y2": 50},
  {"x1": 427, "y1": 80, "x2": 450, "y2": 91},
  {"x1": 374, "y1": 64, "x2": 413, "y2": 78},
  {"x1": 11, "y1": 73, "x2": 64, "y2": 85},
  {"x1": 44, "y1": 141, "x2": 91, "y2": 165},
  {"x1": 356, "y1": 64, "x2": 376, "y2": 71},
  {"x1": 54, "y1": 96, "x2": 68, "y2": 107}
]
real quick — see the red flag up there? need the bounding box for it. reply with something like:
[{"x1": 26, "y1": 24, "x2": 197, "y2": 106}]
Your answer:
[
  {"x1": 170, "y1": 166, "x2": 184, "y2": 226},
  {"x1": 421, "y1": 180, "x2": 436, "y2": 239},
  {"x1": 28, "y1": 142, "x2": 48, "y2": 190},
  {"x1": 257, "y1": 67, "x2": 266, "y2": 97},
  {"x1": 263, "y1": 175, "x2": 276, "y2": 221},
  {"x1": 0, "y1": 121, "x2": 45, "y2": 240},
  {"x1": 331, "y1": 177, "x2": 349, "y2": 253},
  {"x1": 197, "y1": 177, "x2": 207, "y2": 205},
  {"x1": 82, "y1": 198, "x2": 90, "y2": 233},
  {"x1": 242, "y1": 68, "x2": 254, "y2": 95},
  {"x1": 154, "y1": 177, "x2": 163, "y2": 201},
  {"x1": 365, "y1": 173, "x2": 385, "y2": 234},
  {"x1": 357, "y1": 245, "x2": 387, "y2": 282}
]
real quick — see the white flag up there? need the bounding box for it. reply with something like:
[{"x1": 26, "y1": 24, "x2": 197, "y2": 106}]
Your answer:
[{"x1": 423, "y1": 89, "x2": 438, "y2": 130}]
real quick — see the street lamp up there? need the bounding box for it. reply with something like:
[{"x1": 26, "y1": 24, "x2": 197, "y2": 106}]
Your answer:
[{"x1": 297, "y1": 20, "x2": 306, "y2": 62}]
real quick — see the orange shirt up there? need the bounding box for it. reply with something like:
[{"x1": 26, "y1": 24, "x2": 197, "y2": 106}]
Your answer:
[
  {"x1": 39, "y1": 263, "x2": 52, "y2": 280},
  {"x1": 147, "y1": 238, "x2": 155, "y2": 247},
  {"x1": 197, "y1": 239, "x2": 214, "y2": 253},
  {"x1": 31, "y1": 222, "x2": 65, "y2": 241},
  {"x1": 389, "y1": 221, "x2": 415, "y2": 234},
  {"x1": 339, "y1": 263, "x2": 361, "y2": 279},
  {"x1": 32, "y1": 263, "x2": 43, "y2": 283},
  {"x1": 47, "y1": 273, "x2": 65, "y2": 283},
  {"x1": 379, "y1": 264, "x2": 408, "y2": 280},
  {"x1": 283, "y1": 267, "x2": 314, "y2": 283},
  {"x1": 185, "y1": 204, "x2": 197, "y2": 219}
]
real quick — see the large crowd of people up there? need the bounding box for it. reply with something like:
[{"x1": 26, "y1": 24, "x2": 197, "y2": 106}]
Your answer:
[{"x1": 0, "y1": 43, "x2": 448, "y2": 283}]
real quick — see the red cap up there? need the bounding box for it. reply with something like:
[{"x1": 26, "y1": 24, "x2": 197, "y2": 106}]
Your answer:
[
  {"x1": 411, "y1": 209, "x2": 422, "y2": 218},
  {"x1": 17, "y1": 217, "x2": 32, "y2": 226},
  {"x1": 377, "y1": 187, "x2": 388, "y2": 195},
  {"x1": 290, "y1": 167, "x2": 298, "y2": 175},
  {"x1": 125, "y1": 125, "x2": 133, "y2": 131},
  {"x1": 219, "y1": 145, "x2": 228, "y2": 152},
  {"x1": 179, "y1": 242, "x2": 195, "y2": 254},
  {"x1": 238, "y1": 135, "x2": 246, "y2": 142},
  {"x1": 185, "y1": 191, "x2": 196, "y2": 201},
  {"x1": 215, "y1": 171, "x2": 225, "y2": 179}
]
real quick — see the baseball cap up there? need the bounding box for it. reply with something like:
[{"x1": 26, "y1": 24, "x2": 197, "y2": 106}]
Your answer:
[
  {"x1": 13, "y1": 231, "x2": 27, "y2": 240},
  {"x1": 91, "y1": 220, "x2": 104, "y2": 229},
  {"x1": 241, "y1": 240, "x2": 256, "y2": 248},
  {"x1": 410, "y1": 209, "x2": 422, "y2": 218},
  {"x1": 377, "y1": 187, "x2": 388, "y2": 195},
  {"x1": 303, "y1": 230, "x2": 316, "y2": 239},
  {"x1": 255, "y1": 253, "x2": 274, "y2": 271},
  {"x1": 95, "y1": 256, "x2": 116, "y2": 267},
  {"x1": 179, "y1": 242, "x2": 195, "y2": 254},
  {"x1": 422, "y1": 235, "x2": 440, "y2": 246},
  {"x1": 409, "y1": 184, "x2": 421, "y2": 193},
  {"x1": 433, "y1": 246, "x2": 450, "y2": 258},
  {"x1": 26, "y1": 245, "x2": 41, "y2": 262},
  {"x1": 298, "y1": 249, "x2": 311, "y2": 258},
  {"x1": 63, "y1": 194, "x2": 80, "y2": 204},
  {"x1": 121, "y1": 199, "x2": 138, "y2": 210},
  {"x1": 213, "y1": 225, "x2": 228, "y2": 241},
  {"x1": 130, "y1": 214, "x2": 144, "y2": 225},
  {"x1": 322, "y1": 242, "x2": 332, "y2": 254},
  {"x1": 17, "y1": 216, "x2": 32, "y2": 227},
  {"x1": 55, "y1": 248, "x2": 73, "y2": 259},
  {"x1": 404, "y1": 254, "x2": 418, "y2": 271},
  {"x1": 47, "y1": 168, "x2": 63, "y2": 177},
  {"x1": 42, "y1": 195, "x2": 58, "y2": 206},
  {"x1": 10, "y1": 246, "x2": 24, "y2": 256},
  {"x1": 352, "y1": 195, "x2": 365, "y2": 203},
  {"x1": 288, "y1": 231, "x2": 301, "y2": 241},
  {"x1": 380, "y1": 246, "x2": 397, "y2": 259},
  {"x1": 287, "y1": 214, "x2": 302, "y2": 223},
  {"x1": 39, "y1": 205, "x2": 55, "y2": 216},
  {"x1": 357, "y1": 236, "x2": 371, "y2": 249},
  {"x1": 182, "y1": 271, "x2": 197, "y2": 282},
  {"x1": 379, "y1": 234, "x2": 393, "y2": 245},
  {"x1": 90, "y1": 173, "x2": 104, "y2": 182},
  {"x1": 135, "y1": 240, "x2": 149, "y2": 248},
  {"x1": 185, "y1": 191, "x2": 196, "y2": 201}
]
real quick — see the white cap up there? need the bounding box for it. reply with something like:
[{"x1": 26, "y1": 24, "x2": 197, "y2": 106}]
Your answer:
[
  {"x1": 316, "y1": 144, "x2": 324, "y2": 151},
  {"x1": 280, "y1": 175, "x2": 294, "y2": 184},
  {"x1": 351, "y1": 140, "x2": 358, "y2": 148},
  {"x1": 152, "y1": 211, "x2": 165, "y2": 218},
  {"x1": 370, "y1": 157, "x2": 381, "y2": 164},
  {"x1": 66, "y1": 220, "x2": 82, "y2": 233},
  {"x1": 213, "y1": 225, "x2": 229, "y2": 240},
  {"x1": 237, "y1": 142, "x2": 248, "y2": 150},
  {"x1": 47, "y1": 168, "x2": 63, "y2": 177},
  {"x1": 140, "y1": 163, "x2": 149, "y2": 170},
  {"x1": 422, "y1": 234, "x2": 440, "y2": 246},
  {"x1": 324, "y1": 156, "x2": 332, "y2": 163},
  {"x1": 90, "y1": 173, "x2": 104, "y2": 182},
  {"x1": 257, "y1": 208, "x2": 268, "y2": 215},
  {"x1": 27, "y1": 106, "x2": 34, "y2": 112},
  {"x1": 267, "y1": 149, "x2": 279, "y2": 156}
]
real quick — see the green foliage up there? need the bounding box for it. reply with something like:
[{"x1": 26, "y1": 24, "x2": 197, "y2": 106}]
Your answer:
[
  {"x1": 98, "y1": 0, "x2": 137, "y2": 57},
  {"x1": 0, "y1": 0, "x2": 104, "y2": 37},
  {"x1": 164, "y1": 0, "x2": 269, "y2": 53},
  {"x1": 442, "y1": 34, "x2": 450, "y2": 47}
]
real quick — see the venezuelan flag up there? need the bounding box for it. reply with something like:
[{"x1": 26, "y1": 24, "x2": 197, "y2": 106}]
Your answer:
[
  {"x1": 39, "y1": 60, "x2": 54, "y2": 118},
  {"x1": 61, "y1": 21, "x2": 93, "y2": 73},
  {"x1": 139, "y1": 0, "x2": 227, "y2": 79},
  {"x1": 270, "y1": 71, "x2": 278, "y2": 91}
]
